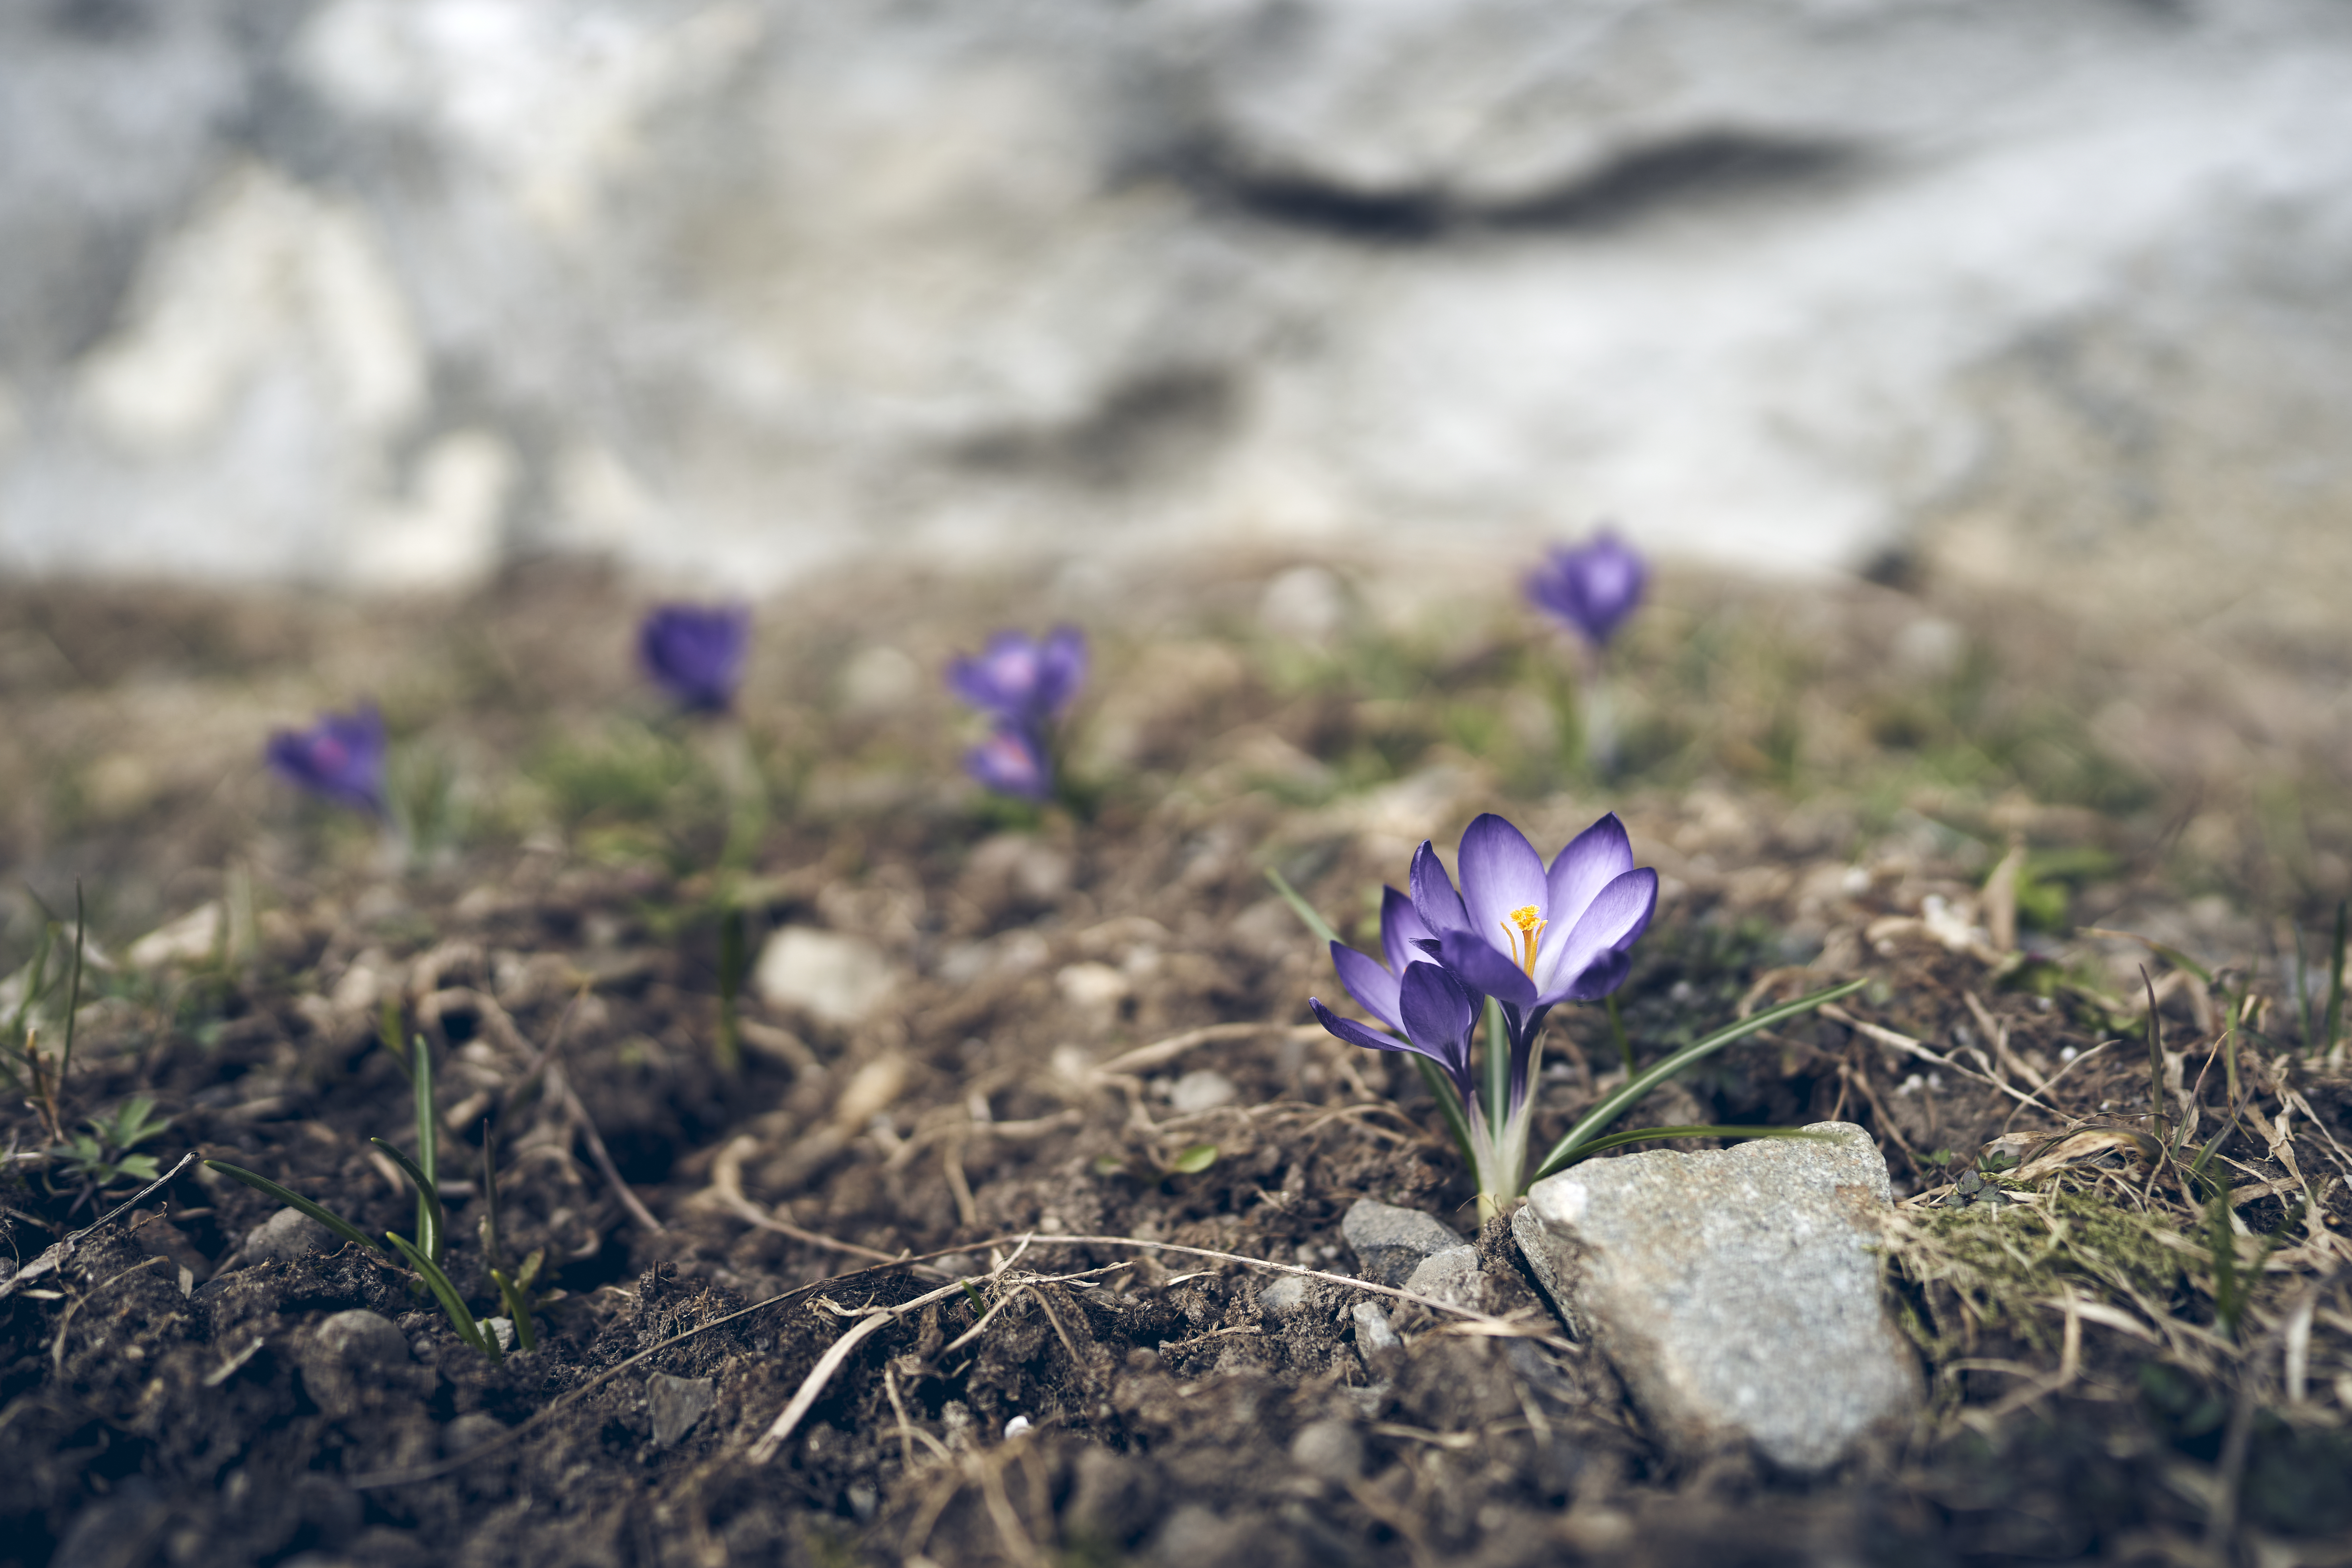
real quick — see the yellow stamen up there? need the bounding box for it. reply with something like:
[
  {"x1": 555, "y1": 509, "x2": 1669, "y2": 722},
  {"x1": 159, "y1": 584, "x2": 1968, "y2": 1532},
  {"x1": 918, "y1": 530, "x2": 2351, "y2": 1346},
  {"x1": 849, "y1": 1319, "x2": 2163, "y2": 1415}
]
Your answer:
[{"x1": 1501, "y1": 904, "x2": 1547, "y2": 978}]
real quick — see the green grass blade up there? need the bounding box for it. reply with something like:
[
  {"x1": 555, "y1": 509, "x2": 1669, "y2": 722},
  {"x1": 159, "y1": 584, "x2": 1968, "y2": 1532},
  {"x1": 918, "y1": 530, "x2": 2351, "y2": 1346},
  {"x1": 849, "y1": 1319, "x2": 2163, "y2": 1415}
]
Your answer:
[
  {"x1": 386, "y1": 1231, "x2": 495, "y2": 1359},
  {"x1": 479, "y1": 1129, "x2": 504, "y2": 1270},
  {"x1": 203, "y1": 1160, "x2": 385, "y2": 1255},
  {"x1": 58, "y1": 882, "x2": 85, "y2": 1103},
  {"x1": 2324, "y1": 899, "x2": 2347, "y2": 1056},
  {"x1": 1545, "y1": 1124, "x2": 1837, "y2": 1165},
  {"x1": 1412, "y1": 1054, "x2": 1479, "y2": 1173},
  {"x1": 2293, "y1": 921, "x2": 2316, "y2": 1052},
  {"x1": 410, "y1": 1037, "x2": 439, "y2": 1261},
  {"x1": 1264, "y1": 866, "x2": 1341, "y2": 950},
  {"x1": 489, "y1": 1266, "x2": 537, "y2": 1352},
  {"x1": 1531, "y1": 978, "x2": 1866, "y2": 1182},
  {"x1": 370, "y1": 1137, "x2": 445, "y2": 1266}
]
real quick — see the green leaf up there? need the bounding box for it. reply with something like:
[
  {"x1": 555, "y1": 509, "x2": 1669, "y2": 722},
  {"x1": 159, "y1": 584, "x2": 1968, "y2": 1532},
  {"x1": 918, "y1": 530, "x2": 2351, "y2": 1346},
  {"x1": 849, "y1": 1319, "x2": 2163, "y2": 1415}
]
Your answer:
[
  {"x1": 370, "y1": 1137, "x2": 445, "y2": 1266},
  {"x1": 411, "y1": 1037, "x2": 438, "y2": 1257},
  {"x1": 1166, "y1": 1144, "x2": 1218, "y2": 1176},
  {"x1": 1263, "y1": 866, "x2": 1341, "y2": 950},
  {"x1": 386, "y1": 1231, "x2": 495, "y2": 1359},
  {"x1": 1531, "y1": 977, "x2": 1867, "y2": 1182},
  {"x1": 1412, "y1": 1054, "x2": 1479, "y2": 1174},
  {"x1": 1543, "y1": 1124, "x2": 1836, "y2": 1165},
  {"x1": 203, "y1": 1159, "x2": 385, "y2": 1255},
  {"x1": 1480, "y1": 996, "x2": 1509, "y2": 1137}
]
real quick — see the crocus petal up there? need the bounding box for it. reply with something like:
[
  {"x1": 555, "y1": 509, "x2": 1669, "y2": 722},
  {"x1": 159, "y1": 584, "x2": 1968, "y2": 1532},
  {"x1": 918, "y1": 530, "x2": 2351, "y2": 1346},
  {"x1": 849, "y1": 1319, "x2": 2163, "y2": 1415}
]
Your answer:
[
  {"x1": 1309, "y1": 999, "x2": 1412, "y2": 1056},
  {"x1": 640, "y1": 605, "x2": 749, "y2": 710},
  {"x1": 963, "y1": 725, "x2": 1052, "y2": 799},
  {"x1": 1035, "y1": 625, "x2": 1088, "y2": 717},
  {"x1": 1408, "y1": 840, "x2": 1470, "y2": 935},
  {"x1": 1378, "y1": 886, "x2": 1436, "y2": 978},
  {"x1": 1330, "y1": 941, "x2": 1404, "y2": 1030},
  {"x1": 266, "y1": 704, "x2": 387, "y2": 813},
  {"x1": 1434, "y1": 929, "x2": 1537, "y2": 1010},
  {"x1": 1528, "y1": 532, "x2": 1647, "y2": 647},
  {"x1": 1456, "y1": 813, "x2": 1548, "y2": 959},
  {"x1": 1536, "y1": 812, "x2": 1635, "y2": 990},
  {"x1": 1397, "y1": 961, "x2": 1475, "y2": 1064},
  {"x1": 1538, "y1": 868, "x2": 1658, "y2": 1004}
]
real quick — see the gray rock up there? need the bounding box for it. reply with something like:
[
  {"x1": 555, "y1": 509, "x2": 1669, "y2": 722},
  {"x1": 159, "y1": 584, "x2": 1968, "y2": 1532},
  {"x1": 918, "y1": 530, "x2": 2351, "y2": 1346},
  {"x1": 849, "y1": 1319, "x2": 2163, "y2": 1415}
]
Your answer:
[
  {"x1": 1258, "y1": 1275, "x2": 1313, "y2": 1316},
  {"x1": 1345, "y1": 1307, "x2": 1392, "y2": 1354},
  {"x1": 442, "y1": 1412, "x2": 507, "y2": 1459},
  {"x1": 50, "y1": 1476, "x2": 167, "y2": 1568},
  {"x1": 1512, "y1": 1122, "x2": 1918, "y2": 1473},
  {"x1": 1066, "y1": 1447, "x2": 1161, "y2": 1545},
  {"x1": 1342, "y1": 1199, "x2": 1465, "y2": 1286},
  {"x1": 8, "y1": 0, "x2": 2348, "y2": 646},
  {"x1": 646, "y1": 1373, "x2": 717, "y2": 1448},
  {"x1": 245, "y1": 1206, "x2": 333, "y2": 1264},
  {"x1": 297, "y1": 1310, "x2": 414, "y2": 1421},
  {"x1": 1401, "y1": 1244, "x2": 1485, "y2": 1309},
  {"x1": 1146, "y1": 1502, "x2": 1248, "y2": 1566},
  {"x1": 1288, "y1": 1418, "x2": 1365, "y2": 1483}
]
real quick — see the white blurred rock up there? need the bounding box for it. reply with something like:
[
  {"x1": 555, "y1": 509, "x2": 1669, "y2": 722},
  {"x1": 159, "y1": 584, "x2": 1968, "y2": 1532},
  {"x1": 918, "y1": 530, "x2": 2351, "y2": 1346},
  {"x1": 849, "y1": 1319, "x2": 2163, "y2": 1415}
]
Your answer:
[
  {"x1": 126, "y1": 903, "x2": 223, "y2": 969},
  {"x1": 1167, "y1": 1069, "x2": 1236, "y2": 1114},
  {"x1": 0, "y1": 0, "x2": 2348, "y2": 626},
  {"x1": 753, "y1": 927, "x2": 897, "y2": 1029}
]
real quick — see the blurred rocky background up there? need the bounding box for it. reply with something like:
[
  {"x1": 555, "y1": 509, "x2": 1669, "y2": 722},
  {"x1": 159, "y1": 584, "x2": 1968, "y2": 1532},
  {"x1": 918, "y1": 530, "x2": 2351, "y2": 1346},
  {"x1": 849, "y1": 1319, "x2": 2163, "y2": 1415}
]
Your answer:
[{"x1": 3, "y1": 0, "x2": 2351, "y2": 647}]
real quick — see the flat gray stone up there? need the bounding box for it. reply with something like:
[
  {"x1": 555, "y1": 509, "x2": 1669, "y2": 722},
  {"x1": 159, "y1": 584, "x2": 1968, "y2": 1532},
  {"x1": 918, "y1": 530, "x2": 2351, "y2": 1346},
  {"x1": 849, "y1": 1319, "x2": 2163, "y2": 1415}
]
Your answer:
[
  {"x1": 1348, "y1": 1302, "x2": 1398, "y2": 1354},
  {"x1": 1401, "y1": 1244, "x2": 1483, "y2": 1309},
  {"x1": 246, "y1": 1206, "x2": 333, "y2": 1264},
  {"x1": 1512, "y1": 1122, "x2": 1918, "y2": 1473},
  {"x1": 1289, "y1": 1418, "x2": 1365, "y2": 1483},
  {"x1": 298, "y1": 1310, "x2": 414, "y2": 1421},
  {"x1": 1258, "y1": 1275, "x2": 1312, "y2": 1316},
  {"x1": 1341, "y1": 1199, "x2": 1464, "y2": 1287},
  {"x1": 646, "y1": 1373, "x2": 717, "y2": 1448}
]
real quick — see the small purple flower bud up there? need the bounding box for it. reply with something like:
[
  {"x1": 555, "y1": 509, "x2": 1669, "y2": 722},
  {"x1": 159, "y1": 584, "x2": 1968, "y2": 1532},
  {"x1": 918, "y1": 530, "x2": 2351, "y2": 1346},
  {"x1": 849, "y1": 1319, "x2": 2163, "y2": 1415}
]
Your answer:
[
  {"x1": 639, "y1": 603, "x2": 751, "y2": 711},
  {"x1": 265, "y1": 703, "x2": 387, "y2": 814},
  {"x1": 946, "y1": 626, "x2": 1087, "y2": 729},
  {"x1": 963, "y1": 723, "x2": 1053, "y2": 801},
  {"x1": 1528, "y1": 531, "x2": 1647, "y2": 648}
]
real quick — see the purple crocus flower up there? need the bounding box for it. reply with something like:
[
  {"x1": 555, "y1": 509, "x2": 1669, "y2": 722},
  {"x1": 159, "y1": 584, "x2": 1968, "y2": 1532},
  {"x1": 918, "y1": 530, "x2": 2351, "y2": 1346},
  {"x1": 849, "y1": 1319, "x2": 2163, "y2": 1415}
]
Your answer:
[
  {"x1": 1528, "y1": 531, "x2": 1647, "y2": 648},
  {"x1": 963, "y1": 723, "x2": 1053, "y2": 801},
  {"x1": 1309, "y1": 888, "x2": 1483, "y2": 1103},
  {"x1": 265, "y1": 703, "x2": 387, "y2": 814},
  {"x1": 639, "y1": 603, "x2": 751, "y2": 711},
  {"x1": 946, "y1": 626, "x2": 1086, "y2": 731},
  {"x1": 1307, "y1": 810, "x2": 1656, "y2": 1215},
  {"x1": 1415, "y1": 812, "x2": 1659, "y2": 1080}
]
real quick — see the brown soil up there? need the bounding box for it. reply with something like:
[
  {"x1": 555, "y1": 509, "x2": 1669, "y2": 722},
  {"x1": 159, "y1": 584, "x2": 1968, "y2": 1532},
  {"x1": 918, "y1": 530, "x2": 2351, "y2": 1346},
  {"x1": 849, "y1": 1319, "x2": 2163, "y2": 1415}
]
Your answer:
[{"x1": 4, "y1": 559, "x2": 2350, "y2": 1568}]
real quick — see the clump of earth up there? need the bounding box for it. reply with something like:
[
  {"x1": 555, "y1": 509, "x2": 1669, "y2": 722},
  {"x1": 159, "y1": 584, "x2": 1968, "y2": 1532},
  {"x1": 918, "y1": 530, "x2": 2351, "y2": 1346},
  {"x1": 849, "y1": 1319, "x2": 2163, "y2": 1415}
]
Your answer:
[{"x1": 3, "y1": 556, "x2": 2350, "y2": 1567}]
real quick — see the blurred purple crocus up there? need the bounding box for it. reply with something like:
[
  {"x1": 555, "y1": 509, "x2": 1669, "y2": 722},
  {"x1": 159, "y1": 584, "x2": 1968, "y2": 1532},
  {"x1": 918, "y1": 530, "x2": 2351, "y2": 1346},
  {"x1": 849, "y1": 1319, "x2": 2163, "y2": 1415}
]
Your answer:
[
  {"x1": 963, "y1": 723, "x2": 1053, "y2": 802},
  {"x1": 946, "y1": 626, "x2": 1086, "y2": 731},
  {"x1": 1528, "y1": 531, "x2": 1647, "y2": 648},
  {"x1": 947, "y1": 626, "x2": 1086, "y2": 801},
  {"x1": 265, "y1": 703, "x2": 387, "y2": 814},
  {"x1": 639, "y1": 603, "x2": 750, "y2": 712}
]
